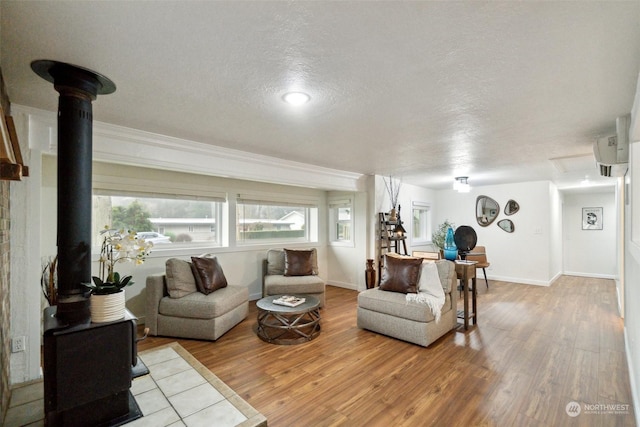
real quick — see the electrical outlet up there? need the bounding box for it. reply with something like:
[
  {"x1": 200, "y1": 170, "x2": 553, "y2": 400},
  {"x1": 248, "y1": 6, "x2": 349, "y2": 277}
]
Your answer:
[{"x1": 11, "y1": 336, "x2": 26, "y2": 353}]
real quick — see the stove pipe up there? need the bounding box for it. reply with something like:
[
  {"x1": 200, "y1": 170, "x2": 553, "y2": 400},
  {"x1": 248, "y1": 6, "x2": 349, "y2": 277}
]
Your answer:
[{"x1": 32, "y1": 60, "x2": 116, "y2": 324}]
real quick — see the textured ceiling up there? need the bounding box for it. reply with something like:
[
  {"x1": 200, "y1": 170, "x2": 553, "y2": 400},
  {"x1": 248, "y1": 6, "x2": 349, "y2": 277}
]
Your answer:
[{"x1": 2, "y1": 1, "x2": 640, "y2": 190}]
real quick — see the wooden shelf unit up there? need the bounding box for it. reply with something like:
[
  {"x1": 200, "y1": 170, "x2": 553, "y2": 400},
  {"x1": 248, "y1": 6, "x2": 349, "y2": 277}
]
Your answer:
[{"x1": 377, "y1": 212, "x2": 408, "y2": 281}]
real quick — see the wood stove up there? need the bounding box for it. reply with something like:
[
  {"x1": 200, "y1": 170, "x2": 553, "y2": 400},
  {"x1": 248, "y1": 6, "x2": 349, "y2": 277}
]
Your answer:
[
  {"x1": 32, "y1": 60, "x2": 143, "y2": 426},
  {"x1": 43, "y1": 308, "x2": 140, "y2": 426}
]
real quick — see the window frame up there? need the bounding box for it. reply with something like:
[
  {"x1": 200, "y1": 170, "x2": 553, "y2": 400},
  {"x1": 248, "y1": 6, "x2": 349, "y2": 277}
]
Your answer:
[
  {"x1": 92, "y1": 171, "x2": 228, "y2": 255},
  {"x1": 235, "y1": 196, "x2": 319, "y2": 246},
  {"x1": 411, "y1": 201, "x2": 432, "y2": 245},
  {"x1": 91, "y1": 192, "x2": 226, "y2": 253},
  {"x1": 328, "y1": 197, "x2": 354, "y2": 247}
]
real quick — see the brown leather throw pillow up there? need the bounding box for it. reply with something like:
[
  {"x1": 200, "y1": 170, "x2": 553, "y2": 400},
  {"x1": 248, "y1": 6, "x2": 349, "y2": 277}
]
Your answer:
[
  {"x1": 190, "y1": 256, "x2": 228, "y2": 295},
  {"x1": 284, "y1": 249, "x2": 315, "y2": 276},
  {"x1": 379, "y1": 254, "x2": 423, "y2": 294}
]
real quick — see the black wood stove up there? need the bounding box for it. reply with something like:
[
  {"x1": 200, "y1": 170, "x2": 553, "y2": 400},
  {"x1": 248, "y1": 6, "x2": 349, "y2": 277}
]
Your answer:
[
  {"x1": 42, "y1": 308, "x2": 140, "y2": 426},
  {"x1": 32, "y1": 60, "x2": 144, "y2": 426}
]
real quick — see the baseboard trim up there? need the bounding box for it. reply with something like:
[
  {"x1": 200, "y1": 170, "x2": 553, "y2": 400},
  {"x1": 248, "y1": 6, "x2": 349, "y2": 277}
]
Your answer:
[
  {"x1": 562, "y1": 271, "x2": 617, "y2": 280},
  {"x1": 484, "y1": 274, "x2": 551, "y2": 286},
  {"x1": 327, "y1": 281, "x2": 358, "y2": 291},
  {"x1": 249, "y1": 292, "x2": 264, "y2": 301}
]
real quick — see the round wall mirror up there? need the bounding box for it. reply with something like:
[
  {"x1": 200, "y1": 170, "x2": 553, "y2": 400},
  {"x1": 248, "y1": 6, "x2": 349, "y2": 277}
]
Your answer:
[
  {"x1": 498, "y1": 219, "x2": 514, "y2": 233},
  {"x1": 505, "y1": 199, "x2": 519, "y2": 215},
  {"x1": 476, "y1": 196, "x2": 500, "y2": 227}
]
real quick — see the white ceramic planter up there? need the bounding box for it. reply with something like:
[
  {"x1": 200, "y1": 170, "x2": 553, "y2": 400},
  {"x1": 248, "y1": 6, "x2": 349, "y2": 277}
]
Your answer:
[{"x1": 90, "y1": 290, "x2": 125, "y2": 323}]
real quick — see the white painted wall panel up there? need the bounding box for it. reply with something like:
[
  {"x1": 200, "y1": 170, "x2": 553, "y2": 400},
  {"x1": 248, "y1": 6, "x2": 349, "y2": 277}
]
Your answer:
[
  {"x1": 435, "y1": 181, "x2": 554, "y2": 285},
  {"x1": 562, "y1": 191, "x2": 617, "y2": 278}
]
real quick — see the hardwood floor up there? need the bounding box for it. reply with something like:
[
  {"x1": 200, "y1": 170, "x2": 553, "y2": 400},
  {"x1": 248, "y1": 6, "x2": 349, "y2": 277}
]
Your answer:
[{"x1": 138, "y1": 276, "x2": 636, "y2": 426}]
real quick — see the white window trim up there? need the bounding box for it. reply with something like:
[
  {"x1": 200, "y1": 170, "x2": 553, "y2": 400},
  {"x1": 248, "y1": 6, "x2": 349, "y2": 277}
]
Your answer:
[
  {"x1": 235, "y1": 194, "x2": 320, "y2": 246},
  {"x1": 328, "y1": 197, "x2": 354, "y2": 247},
  {"x1": 411, "y1": 201, "x2": 432, "y2": 246},
  {"x1": 91, "y1": 194, "x2": 226, "y2": 257}
]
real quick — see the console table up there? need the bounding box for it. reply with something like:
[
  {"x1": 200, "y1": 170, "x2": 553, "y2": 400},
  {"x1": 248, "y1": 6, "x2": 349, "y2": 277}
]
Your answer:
[{"x1": 455, "y1": 261, "x2": 477, "y2": 330}]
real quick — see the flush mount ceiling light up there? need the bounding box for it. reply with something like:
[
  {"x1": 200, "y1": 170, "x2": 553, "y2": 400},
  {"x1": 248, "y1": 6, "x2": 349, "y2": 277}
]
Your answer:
[
  {"x1": 454, "y1": 176, "x2": 471, "y2": 193},
  {"x1": 282, "y1": 91, "x2": 310, "y2": 106}
]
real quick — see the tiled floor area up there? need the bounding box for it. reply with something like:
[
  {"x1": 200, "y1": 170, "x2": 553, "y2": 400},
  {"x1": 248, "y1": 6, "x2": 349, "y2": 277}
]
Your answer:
[{"x1": 3, "y1": 343, "x2": 266, "y2": 427}]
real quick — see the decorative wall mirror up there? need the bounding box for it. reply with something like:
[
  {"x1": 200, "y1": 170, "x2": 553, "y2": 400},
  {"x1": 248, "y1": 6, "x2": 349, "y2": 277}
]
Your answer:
[
  {"x1": 505, "y1": 199, "x2": 519, "y2": 215},
  {"x1": 476, "y1": 195, "x2": 499, "y2": 227},
  {"x1": 498, "y1": 219, "x2": 514, "y2": 233}
]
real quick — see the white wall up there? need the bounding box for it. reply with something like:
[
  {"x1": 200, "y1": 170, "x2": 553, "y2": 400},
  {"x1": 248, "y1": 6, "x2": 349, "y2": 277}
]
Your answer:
[
  {"x1": 371, "y1": 176, "x2": 437, "y2": 253},
  {"x1": 435, "y1": 181, "x2": 558, "y2": 285},
  {"x1": 549, "y1": 184, "x2": 563, "y2": 281},
  {"x1": 8, "y1": 111, "x2": 41, "y2": 383},
  {"x1": 402, "y1": 182, "x2": 438, "y2": 255},
  {"x1": 624, "y1": 79, "x2": 640, "y2": 424},
  {"x1": 562, "y1": 190, "x2": 617, "y2": 278},
  {"x1": 373, "y1": 177, "x2": 569, "y2": 286},
  {"x1": 326, "y1": 190, "x2": 368, "y2": 290}
]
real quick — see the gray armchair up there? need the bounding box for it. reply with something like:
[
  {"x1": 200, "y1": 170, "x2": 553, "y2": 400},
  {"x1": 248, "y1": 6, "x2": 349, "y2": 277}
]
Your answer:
[
  {"x1": 146, "y1": 258, "x2": 249, "y2": 341},
  {"x1": 357, "y1": 259, "x2": 457, "y2": 347},
  {"x1": 263, "y1": 248, "x2": 326, "y2": 307}
]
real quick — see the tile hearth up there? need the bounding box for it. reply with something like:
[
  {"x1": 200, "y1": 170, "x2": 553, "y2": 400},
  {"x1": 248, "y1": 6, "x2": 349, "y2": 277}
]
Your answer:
[{"x1": 3, "y1": 343, "x2": 266, "y2": 427}]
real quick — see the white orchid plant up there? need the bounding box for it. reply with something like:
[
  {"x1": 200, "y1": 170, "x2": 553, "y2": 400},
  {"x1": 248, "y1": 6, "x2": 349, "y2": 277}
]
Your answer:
[{"x1": 83, "y1": 226, "x2": 153, "y2": 295}]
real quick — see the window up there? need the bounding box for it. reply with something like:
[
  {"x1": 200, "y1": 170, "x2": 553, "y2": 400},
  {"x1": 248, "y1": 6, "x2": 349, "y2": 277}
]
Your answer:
[
  {"x1": 412, "y1": 201, "x2": 432, "y2": 244},
  {"x1": 236, "y1": 198, "x2": 318, "y2": 245},
  {"x1": 92, "y1": 163, "x2": 228, "y2": 251},
  {"x1": 92, "y1": 194, "x2": 223, "y2": 249},
  {"x1": 329, "y1": 198, "x2": 353, "y2": 245}
]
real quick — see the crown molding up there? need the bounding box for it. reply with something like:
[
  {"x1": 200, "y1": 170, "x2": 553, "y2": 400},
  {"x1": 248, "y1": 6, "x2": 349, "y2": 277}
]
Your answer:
[{"x1": 15, "y1": 105, "x2": 365, "y2": 192}]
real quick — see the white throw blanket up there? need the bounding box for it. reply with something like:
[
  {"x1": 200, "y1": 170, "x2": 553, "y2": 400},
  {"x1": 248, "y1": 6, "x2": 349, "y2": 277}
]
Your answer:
[{"x1": 406, "y1": 261, "x2": 446, "y2": 322}]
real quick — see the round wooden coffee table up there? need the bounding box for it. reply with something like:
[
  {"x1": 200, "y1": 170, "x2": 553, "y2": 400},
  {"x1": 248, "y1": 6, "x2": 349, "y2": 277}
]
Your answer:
[{"x1": 256, "y1": 295, "x2": 321, "y2": 345}]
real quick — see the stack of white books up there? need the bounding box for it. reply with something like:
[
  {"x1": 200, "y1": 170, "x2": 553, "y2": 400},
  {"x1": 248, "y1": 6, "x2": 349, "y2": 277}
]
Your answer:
[{"x1": 273, "y1": 295, "x2": 306, "y2": 307}]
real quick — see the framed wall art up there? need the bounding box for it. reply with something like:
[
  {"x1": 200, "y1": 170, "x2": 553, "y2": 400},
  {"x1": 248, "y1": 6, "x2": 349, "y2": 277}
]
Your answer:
[{"x1": 582, "y1": 207, "x2": 603, "y2": 230}]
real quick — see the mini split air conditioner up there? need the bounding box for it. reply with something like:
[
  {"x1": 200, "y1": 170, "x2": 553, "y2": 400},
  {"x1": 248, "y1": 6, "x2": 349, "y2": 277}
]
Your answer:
[{"x1": 593, "y1": 114, "x2": 630, "y2": 177}]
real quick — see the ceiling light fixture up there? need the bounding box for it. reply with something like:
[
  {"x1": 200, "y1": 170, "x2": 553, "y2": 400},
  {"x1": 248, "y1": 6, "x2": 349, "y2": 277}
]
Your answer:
[
  {"x1": 282, "y1": 91, "x2": 310, "y2": 106},
  {"x1": 454, "y1": 176, "x2": 471, "y2": 193}
]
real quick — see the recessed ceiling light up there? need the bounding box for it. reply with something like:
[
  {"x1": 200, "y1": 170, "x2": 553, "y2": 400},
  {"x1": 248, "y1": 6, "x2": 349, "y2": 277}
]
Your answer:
[{"x1": 282, "y1": 92, "x2": 310, "y2": 106}]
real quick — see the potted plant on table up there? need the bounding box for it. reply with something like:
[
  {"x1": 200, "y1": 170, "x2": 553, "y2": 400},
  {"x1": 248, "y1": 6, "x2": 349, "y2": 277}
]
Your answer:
[
  {"x1": 84, "y1": 226, "x2": 153, "y2": 323},
  {"x1": 432, "y1": 220, "x2": 455, "y2": 256}
]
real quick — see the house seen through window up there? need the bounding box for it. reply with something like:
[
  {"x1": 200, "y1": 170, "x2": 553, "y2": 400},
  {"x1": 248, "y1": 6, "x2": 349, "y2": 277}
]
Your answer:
[
  {"x1": 236, "y1": 199, "x2": 315, "y2": 244},
  {"x1": 92, "y1": 195, "x2": 223, "y2": 249}
]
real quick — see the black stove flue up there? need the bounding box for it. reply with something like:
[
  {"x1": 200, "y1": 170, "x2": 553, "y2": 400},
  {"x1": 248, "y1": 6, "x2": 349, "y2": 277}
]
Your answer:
[
  {"x1": 32, "y1": 60, "x2": 116, "y2": 324},
  {"x1": 33, "y1": 60, "x2": 142, "y2": 427}
]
